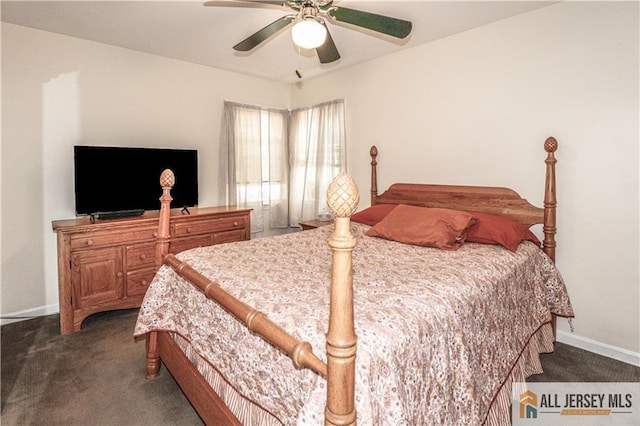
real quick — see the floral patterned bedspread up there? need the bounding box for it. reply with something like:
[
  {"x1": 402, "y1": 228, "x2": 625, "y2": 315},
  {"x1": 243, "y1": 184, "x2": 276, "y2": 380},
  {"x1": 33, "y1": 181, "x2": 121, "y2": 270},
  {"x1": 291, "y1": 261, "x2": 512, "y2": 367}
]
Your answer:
[{"x1": 134, "y1": 223, "x2": 573, "y2": 425}]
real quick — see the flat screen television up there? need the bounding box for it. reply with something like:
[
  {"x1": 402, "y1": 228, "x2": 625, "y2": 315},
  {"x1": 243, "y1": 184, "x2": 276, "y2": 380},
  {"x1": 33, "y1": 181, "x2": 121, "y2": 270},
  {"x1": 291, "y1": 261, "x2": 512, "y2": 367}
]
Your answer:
[{"x1": 74, "y1": 145, "x2": 198, "y2": 217}]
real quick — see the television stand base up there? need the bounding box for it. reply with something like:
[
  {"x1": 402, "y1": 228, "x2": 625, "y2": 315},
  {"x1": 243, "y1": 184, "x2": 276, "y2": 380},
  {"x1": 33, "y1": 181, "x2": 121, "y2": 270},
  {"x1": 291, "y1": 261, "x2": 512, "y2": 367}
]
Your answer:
[{"x1": 90, "y1": 209, "x2": 145, "y2": 222}]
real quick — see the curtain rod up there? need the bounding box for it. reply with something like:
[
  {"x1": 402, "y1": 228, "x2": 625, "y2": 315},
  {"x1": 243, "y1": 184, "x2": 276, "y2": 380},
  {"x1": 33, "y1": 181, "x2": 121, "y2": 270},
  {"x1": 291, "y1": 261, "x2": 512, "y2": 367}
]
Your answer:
[{"x1": 224, "y1": 99, "x2": 345, "y2": 113}]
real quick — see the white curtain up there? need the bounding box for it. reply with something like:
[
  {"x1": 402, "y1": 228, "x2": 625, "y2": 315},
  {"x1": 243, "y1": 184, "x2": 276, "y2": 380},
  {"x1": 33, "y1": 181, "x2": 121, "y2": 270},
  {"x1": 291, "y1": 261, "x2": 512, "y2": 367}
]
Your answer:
[
  {"x1": 288, "y1": 99, "x2": 346, "y2": 226},
  {"x1": 220, "y1": 101, "x2": 289, "y2": 233}
]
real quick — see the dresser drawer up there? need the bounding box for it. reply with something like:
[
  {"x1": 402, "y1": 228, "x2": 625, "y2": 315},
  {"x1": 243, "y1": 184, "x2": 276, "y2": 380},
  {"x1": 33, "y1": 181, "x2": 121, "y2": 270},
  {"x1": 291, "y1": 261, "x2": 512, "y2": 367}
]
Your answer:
[
  {"x1": 70, "y1": 227, "x2": 157, "y2": 250},
  {"x1": 125, "y1": 243, "x2": 156, "y2": 270},
  {"x1": 126, "y1": 267, "x2": 157, "y2": 297},
  {"x1": 170, "y1": 234, "x2": 214, "y2": 254},
  {"x1": 214, "y1": 229, "x2": 247, "y2": 245},
  {"x1": 172, "y1": 216, "x2": 246, "y2": 237}
]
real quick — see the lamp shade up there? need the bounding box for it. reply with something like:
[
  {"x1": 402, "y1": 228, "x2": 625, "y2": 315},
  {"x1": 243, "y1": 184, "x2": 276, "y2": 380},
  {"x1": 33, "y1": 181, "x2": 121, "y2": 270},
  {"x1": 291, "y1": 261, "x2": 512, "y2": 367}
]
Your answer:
[{"x1": 291, "y1": 19, "x2": 327, "y2": 49}]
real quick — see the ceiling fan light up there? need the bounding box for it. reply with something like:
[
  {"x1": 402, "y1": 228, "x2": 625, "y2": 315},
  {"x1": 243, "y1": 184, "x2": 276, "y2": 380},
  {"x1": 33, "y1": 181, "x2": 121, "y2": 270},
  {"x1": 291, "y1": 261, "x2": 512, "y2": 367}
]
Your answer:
[{"x1": 291, "y1": 19, "x2": 327, "y2": 49}]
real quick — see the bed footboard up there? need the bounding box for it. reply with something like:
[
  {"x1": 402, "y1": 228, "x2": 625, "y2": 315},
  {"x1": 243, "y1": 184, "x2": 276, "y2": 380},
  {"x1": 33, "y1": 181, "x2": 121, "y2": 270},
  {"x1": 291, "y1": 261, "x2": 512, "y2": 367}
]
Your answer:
[
  {"x1": 151, "y1": 171, "x2": 361, "y2": 426},
  {"x1": 162, "y1": 253, "x2": 327, "y2": 376}
]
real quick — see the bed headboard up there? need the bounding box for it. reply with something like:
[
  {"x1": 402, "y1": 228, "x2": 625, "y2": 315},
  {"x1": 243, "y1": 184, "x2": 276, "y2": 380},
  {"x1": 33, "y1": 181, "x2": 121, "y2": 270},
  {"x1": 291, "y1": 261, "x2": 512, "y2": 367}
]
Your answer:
[{"x1": 369, "y1": 137, "x2": 558, "y2": 261}]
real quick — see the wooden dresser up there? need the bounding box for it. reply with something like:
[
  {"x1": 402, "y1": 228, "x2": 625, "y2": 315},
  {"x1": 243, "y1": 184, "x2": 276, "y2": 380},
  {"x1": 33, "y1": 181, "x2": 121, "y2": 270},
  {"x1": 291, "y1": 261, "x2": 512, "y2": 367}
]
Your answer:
[{"x1": 52, "y1": 207, "x2": 251, "y2": 334}]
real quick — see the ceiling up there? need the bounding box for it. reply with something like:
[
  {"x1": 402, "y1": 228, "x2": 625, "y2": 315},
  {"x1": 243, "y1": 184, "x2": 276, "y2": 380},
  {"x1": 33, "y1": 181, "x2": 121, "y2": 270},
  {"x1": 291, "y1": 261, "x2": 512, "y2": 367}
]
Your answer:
[{"x1": 1, "y1": 1, "x2": 555, "y2": 84}]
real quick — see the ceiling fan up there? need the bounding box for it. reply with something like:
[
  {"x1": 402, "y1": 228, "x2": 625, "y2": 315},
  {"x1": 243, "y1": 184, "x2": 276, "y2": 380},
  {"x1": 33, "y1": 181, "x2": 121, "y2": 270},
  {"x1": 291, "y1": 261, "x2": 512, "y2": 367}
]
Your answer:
[{"x1": 204, "y1": 1, "x2": 413, "y2": 64}]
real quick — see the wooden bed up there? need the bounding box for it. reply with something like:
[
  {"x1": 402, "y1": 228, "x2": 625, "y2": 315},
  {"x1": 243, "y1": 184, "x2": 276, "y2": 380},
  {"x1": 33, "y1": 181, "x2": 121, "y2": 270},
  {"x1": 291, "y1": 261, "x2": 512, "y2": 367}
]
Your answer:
[{"x1": 135, "y1": 137, "x2": 573, "y2": 425}]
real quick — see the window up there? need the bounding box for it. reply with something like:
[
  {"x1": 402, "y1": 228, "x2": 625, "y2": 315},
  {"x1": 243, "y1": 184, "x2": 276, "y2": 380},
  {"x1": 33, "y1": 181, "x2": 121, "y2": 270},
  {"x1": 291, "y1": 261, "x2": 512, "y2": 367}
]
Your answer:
[
  {"x1": 220, "y1": 102, "x2": 289, "y2": 235},
  {"x1": 288, "y1": 99, "x2": 346, "y2": 227},
  {"x1": 220, "y1": 99, "x2": 345, "y2": 235}
]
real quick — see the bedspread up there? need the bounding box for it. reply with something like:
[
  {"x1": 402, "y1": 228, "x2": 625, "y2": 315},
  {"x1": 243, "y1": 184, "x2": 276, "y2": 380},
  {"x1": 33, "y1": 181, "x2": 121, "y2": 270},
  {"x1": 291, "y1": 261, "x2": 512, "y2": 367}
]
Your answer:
[{"x1": 134, "y1": 223, "x2": 573, "y2": 425}]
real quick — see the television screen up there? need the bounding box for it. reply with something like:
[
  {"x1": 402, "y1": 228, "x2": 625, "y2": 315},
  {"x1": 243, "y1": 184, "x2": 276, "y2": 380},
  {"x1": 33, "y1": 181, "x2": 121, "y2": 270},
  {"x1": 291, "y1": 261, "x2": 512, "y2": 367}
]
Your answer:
[{"x1": 74, "y1": 146, "x2": 198, "y2": 216}]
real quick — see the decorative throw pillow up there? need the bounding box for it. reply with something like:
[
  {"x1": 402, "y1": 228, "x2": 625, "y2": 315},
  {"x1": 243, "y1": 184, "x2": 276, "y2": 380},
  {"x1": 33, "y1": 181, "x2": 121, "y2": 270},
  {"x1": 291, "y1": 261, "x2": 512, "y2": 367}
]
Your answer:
[
  {"x1": 351, "y1": 203, "x2": 398, "y2": 226},
  {"x1": 366, "y1": 204, "x2": 475, "y2": 250},
  {"x1": 465, "y1": 211, "x2": 541, "y2": 252}
]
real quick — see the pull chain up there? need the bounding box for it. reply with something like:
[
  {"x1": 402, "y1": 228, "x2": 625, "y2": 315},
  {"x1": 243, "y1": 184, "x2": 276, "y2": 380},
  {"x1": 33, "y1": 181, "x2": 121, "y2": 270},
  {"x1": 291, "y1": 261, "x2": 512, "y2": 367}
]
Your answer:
[{"x1": 295, "y1": 45, "x2": 303, "y2": 79}]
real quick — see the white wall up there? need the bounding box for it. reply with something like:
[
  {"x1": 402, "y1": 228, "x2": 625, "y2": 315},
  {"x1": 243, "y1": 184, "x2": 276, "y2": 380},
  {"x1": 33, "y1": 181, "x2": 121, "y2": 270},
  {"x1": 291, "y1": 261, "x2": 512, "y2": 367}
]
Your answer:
[
  {"x1": 1, "y1": 23, "x2": 291, "y2": 316},
  {"x1": 294, "y1": 2, "x2": 639, "y2": 359}
]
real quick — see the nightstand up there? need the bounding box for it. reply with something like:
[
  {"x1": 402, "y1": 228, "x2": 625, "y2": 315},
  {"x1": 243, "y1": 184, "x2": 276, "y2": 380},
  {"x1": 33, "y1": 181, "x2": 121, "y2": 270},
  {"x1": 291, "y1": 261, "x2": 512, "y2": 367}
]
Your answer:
[{"x1": 299, "y1": 219, "x2": 334, "y2": 230}]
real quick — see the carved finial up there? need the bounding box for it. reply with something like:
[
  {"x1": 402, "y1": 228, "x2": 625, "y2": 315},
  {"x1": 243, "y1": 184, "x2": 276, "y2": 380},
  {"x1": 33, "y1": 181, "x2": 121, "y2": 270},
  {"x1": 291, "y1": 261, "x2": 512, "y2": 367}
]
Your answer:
[
  {"x1": 160, "y1": 169, "x2": 175, "y2": 189},
  {"x1": 370, "y1": 146, "x2": 378, "y2": 158},
  {"x1": 327, "y1": 173, "x2": 360, "y2": 218},
  {"x1": 544, "y1": 137, "x2": 558, "y2": 153}
]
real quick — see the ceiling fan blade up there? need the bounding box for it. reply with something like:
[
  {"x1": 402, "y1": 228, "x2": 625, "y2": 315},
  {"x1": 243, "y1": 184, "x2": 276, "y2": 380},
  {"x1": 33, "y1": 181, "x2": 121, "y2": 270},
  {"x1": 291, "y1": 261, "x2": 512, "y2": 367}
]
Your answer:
[
  {"x1": 327, "y1": 6, "x2": 412, "y2": 39},
  {"x1": 316, "y1": 26, "x2": 340, "y2": 64},
  {"x1": 233, "y1": 15, "x2": 295, "y2": 51},
  {"x1": 204, "y1": 1, "x2": 292, "y2": 8}
]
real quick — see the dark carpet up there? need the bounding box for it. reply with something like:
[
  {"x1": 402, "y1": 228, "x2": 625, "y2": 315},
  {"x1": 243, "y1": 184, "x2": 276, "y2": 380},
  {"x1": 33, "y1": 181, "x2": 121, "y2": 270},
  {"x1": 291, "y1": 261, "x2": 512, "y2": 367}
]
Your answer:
[
  {"x1": 1, "y1": 310, "x2": 201, "y2": 426},
  {"x1": 2, "y1": 309, "x2": 639, "y2": 425}
]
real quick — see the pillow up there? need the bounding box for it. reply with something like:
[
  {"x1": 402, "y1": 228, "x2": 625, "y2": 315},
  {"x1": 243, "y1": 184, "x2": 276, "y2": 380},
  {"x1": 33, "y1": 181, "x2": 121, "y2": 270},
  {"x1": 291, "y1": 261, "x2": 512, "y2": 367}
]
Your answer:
[
  {"x1": 365, "y1": 205, "x2": 475, "y2": 250},
  {"x1": 351, "y1": 204, "x2": 397, "y2": 226},
  {"x1": 465, "y1": 211, "x2": 541, "y2": 252}
]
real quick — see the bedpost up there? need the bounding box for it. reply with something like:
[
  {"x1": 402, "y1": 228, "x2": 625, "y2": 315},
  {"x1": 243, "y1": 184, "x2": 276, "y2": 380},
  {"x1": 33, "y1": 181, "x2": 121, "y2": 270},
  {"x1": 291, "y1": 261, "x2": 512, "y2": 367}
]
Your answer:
[
  {"x1": 145, "y1": 331, "x2": 161, "y2": 379},
  {"x1": 543, "y1": 137, "x2": 558, "y2": 262},
  {"x1": 156, "y1": 169, "x2": 175, "y2": 267},
  {"x1": 370, "y1": 146, "x2": 378, "y2": 206},
  {"x1": 325, "y1": 174, "x2": 360, "y2": 426},
  {"x1": 148, "y1": 170, "x2": 174, "y2": 379}
]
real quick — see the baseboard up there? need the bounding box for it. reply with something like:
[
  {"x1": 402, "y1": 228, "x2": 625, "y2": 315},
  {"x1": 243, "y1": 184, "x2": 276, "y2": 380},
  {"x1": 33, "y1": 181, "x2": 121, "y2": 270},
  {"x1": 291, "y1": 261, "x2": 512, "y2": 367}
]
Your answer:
[
  {"x1": 0, "y1": 303, "x2": 59, "y2": 326},
  {"x1": 557, "y1": 330, "x2": 640, "y2": 367}
]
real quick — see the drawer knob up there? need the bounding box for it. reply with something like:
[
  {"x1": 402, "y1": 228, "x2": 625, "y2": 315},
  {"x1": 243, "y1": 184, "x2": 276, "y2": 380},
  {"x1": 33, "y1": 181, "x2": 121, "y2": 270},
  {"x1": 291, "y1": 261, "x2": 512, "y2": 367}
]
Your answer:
[
  {"x1": 140, "y1": 254, "x2": 146, "y2": 260},
  {"x1": 86, "y1": 239, "x2": 94, "y2": 246},
  {"x1": 186, "y1": 227, "x2": 192, "y2": 233},
  {"x1": 141, "y1": 280, "x2": 148, "y2": 286},
  {"x1": 233, "y1": 221, "x2": 239, "y2": 226},
  {"x1": 116, "y1": 272, "x2": 123, "y2": 278},
  {"x1": 153, "y1": 232, "x2": 158, "y2": 238}
]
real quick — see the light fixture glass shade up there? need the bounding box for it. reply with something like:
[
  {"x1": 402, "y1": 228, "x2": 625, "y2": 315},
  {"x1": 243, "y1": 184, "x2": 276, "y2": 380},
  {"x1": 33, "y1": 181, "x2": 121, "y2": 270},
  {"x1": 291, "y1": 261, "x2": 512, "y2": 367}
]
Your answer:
[{"x1": 291, "y1": 19, "x2": 327, "y2": 49}]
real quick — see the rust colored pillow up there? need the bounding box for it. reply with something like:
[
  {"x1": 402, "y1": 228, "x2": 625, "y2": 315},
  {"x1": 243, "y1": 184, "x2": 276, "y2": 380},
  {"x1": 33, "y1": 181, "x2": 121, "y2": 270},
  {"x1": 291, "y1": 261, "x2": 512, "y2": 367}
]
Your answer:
[
  {"x1": 366, "y1": 205, "x2": 475, "y2": 250},
  {"x1": 465, "y1": 212, "x2": 541, "y2": 252},
  {"x1": 351, "y1": 204, "x2": 398, "y2": 226}
]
